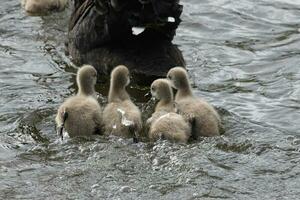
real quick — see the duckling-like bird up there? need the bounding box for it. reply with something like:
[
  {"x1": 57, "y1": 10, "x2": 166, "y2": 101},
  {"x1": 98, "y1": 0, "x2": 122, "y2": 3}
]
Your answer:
[
  {"x1": 21, "y1": 0, "x2": 68, "y2": 14},
  {"x1": 102, "y1": 65, "x2": 142, "y2": 142},
  {"x1": 167, "y1": 67, "x2": 221, "y2": 138},
  {"x1": 55, "y1": 65, "x2": 102, "y2": 138},
  {"x1": 147, "y1": 79, "x2": 191, "y2": 143}
]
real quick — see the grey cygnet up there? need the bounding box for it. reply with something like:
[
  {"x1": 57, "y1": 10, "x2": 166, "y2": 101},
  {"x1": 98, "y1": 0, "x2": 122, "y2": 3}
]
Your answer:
[
  {"x1": 102, "y1": 65, "x2": 142, "y2": 142},
  {"x1": 147, "y1": 79, "x2": 191, "y2": 143},
  {"x1": 55, "y1": 65, "x2": 102, "y2": 138},
  {"x1": 167, "y1": 67, "x2": 221, "y2": 138}
]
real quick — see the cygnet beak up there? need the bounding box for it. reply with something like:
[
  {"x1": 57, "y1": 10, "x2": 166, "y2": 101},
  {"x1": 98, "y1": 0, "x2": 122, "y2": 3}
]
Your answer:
[
  {"x1": 144, "y1": 92, "x2": 151, "y2": 98},
  {"x1": 126, "y1": 79, "x2": 130, "y2": 86},
  {"x1": 126, "y1": 75, "x2": 131, "y2": 86},
  {"x1": 150, "y1": 96, "x2": 159, "y2": 104},
  {"x1": 150, "y1": 90, "x2": 157, "y2": 99}
]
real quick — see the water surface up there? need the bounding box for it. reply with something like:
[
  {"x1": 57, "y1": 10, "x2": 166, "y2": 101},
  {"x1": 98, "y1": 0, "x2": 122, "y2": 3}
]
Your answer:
[{"x1": 1, "y1": 0, "x2": 300, "y2": 199}]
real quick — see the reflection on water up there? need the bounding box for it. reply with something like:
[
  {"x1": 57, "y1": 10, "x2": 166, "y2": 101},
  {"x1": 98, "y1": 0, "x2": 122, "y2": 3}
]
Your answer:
[{"x1": 0, "y1": 0, "x2": 300, "y2": 199}]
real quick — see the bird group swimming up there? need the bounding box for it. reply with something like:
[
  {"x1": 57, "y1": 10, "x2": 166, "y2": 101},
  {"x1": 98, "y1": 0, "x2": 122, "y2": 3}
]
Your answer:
[
  {"x1": 22, "y1": 0, "x2": 221, "y2": 143},
  {"x1": 56, "y1": 65, "x2": 222, "y2": 143}
]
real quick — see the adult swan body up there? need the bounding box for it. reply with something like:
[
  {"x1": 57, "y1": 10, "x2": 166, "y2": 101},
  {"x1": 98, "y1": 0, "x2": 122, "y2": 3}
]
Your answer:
[{"x1": 67, "y1": 0, "x2": 185, "y2": 84}]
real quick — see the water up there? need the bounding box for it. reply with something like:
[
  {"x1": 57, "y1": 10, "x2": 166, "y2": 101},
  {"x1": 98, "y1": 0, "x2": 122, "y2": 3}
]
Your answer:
[{"x1": 1, "y1": 0, "x2": 300, "y2": 199}]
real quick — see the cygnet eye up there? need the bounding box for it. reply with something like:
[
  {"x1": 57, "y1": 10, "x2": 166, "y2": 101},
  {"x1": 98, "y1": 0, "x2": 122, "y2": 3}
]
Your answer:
[
  {"x1": 167, "y1": 75, "x2": 172, "y2": 80},
  {"x1": 151, "y1": 86, "x2": 156, "y2": 92}
]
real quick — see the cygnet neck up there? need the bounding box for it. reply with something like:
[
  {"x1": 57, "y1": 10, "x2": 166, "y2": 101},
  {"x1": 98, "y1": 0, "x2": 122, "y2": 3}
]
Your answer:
[
  {"x1": 108, "y1": 79, "x2": 130, "y2": 103},
  {"x1": 156, "y1": 99, "x2": 174, "y2": 113},
  {"x1": 77, "y1": 79, "x2": 95, "y2": 96},
  {"x1": 175, "y1": 78, "x2": 193, "y2": 100},
  {"x1": 155, "y1": 88, "x2": 175, "y2": 112}
]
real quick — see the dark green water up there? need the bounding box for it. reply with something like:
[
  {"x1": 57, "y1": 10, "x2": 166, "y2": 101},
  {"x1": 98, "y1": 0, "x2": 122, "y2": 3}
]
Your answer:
[{"x1": 1, "y1": 0, "x2": 300, "y2": 199}]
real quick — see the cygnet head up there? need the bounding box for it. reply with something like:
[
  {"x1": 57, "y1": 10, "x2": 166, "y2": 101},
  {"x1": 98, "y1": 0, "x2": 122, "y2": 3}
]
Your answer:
[
  {"x1": 76, "y1": 65, "x2": 97, "y2": 96},
  {"x1": 111, "y1": 65, "x2": 130, "y2": 89},
  {"x1": 167, "y1": 67, "x2": 190, "y2": 90},
  {"x1": 151, "y1": 79, "x2": 173, "y2": 101}
]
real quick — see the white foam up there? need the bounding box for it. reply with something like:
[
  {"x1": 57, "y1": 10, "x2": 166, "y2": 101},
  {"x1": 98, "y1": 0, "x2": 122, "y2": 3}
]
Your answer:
[
  {"x1": 117, "y1": 108, "x2": 125, "y2": 115},
  {"x1": 122, "y1": 117, "x2": 134, "y2": 126},
  {"x1": 117, "y1": 108, "x2": 134, "y2": 126},
  {"x1": 91, "y1": 184, "x2": 99, "y2": 189}
]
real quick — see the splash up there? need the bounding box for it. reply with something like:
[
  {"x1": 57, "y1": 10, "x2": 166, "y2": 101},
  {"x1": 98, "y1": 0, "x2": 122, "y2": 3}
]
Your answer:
[{"x1": 117, "y1": 108, "x2": 134, "y2": 127}]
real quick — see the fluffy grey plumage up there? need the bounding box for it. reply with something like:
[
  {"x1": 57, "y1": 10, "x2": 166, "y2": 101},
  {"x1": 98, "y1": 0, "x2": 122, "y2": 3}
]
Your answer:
[
  {"x1": 103, "y1": 65, "x2": 142, "y2": 140},
  {"x1": 167, "y1": 67, "x2": 221, "y2": 138},
  {"x1": 147, "y1": 79, "x2": 191, "y2": 143},
  {"x1": 55, "y1": 65, "x2": 102, "y2": 138}
]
